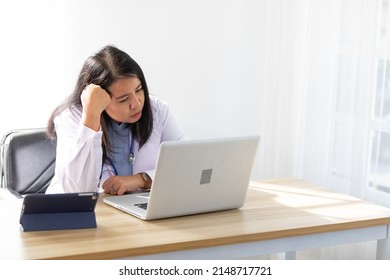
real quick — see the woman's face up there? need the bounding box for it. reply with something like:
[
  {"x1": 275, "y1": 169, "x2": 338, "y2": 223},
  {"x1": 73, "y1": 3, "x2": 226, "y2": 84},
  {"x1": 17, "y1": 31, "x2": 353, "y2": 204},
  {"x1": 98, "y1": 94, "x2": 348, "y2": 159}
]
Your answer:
[{"x1": 105, "y1": 76, "x2": 145, "y2": 124}]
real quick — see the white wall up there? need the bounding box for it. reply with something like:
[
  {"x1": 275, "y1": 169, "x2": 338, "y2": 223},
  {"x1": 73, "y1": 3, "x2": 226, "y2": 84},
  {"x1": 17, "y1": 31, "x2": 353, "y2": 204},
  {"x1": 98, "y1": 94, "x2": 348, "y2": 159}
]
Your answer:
[{"x1": 0, "y1": 0, "x2": 267, "y2": 179}]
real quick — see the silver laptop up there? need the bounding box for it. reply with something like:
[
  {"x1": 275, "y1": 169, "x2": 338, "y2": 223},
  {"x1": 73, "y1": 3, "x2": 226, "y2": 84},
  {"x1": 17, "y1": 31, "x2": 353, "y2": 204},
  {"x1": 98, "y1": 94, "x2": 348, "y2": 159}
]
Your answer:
[{"x1": 103, "y1": 135, "x2": 260, "y2": 220}]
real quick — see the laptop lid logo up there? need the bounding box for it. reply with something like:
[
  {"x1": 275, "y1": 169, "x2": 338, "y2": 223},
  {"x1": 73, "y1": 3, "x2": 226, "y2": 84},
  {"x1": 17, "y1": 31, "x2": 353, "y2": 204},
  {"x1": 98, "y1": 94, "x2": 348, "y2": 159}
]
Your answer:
[{"x1": 200, "y1": 169, "x2": 213, "y2": 185}]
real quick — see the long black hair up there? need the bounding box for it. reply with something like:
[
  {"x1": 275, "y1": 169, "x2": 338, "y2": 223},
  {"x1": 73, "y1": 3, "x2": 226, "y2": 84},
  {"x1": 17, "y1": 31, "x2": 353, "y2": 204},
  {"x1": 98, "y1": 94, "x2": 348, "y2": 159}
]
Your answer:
[{"x1": 47, "y1": 45, "x2": 153, "y2": 161}]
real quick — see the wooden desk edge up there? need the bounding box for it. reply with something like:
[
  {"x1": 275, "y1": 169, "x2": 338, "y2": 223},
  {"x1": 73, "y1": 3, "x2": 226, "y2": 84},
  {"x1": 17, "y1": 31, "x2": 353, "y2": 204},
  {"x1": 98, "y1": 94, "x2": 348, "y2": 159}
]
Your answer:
[{"x1": 14, "y1": 178, "x2": 390, "y2": 260}]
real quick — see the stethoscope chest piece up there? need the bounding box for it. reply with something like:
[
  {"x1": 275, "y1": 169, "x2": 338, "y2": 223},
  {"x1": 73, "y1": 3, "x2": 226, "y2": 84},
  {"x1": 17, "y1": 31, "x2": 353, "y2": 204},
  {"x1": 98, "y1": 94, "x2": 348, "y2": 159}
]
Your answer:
[{"x1": 129, "y1": 152, "x2": 135, "y2": 164}]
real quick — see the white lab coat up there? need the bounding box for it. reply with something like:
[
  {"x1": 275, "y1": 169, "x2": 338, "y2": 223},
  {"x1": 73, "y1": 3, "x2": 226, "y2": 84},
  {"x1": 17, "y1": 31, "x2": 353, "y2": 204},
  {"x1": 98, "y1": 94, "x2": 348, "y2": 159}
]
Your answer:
[{"x1": 46, "y1": 96, "x2": 186, "y2": 194}]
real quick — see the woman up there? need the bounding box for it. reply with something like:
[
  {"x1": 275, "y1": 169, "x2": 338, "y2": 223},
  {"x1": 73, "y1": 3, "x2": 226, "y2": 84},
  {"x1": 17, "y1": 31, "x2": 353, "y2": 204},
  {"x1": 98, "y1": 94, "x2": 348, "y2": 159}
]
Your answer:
[{"x1": 46, "y1": 45, "x2": 186, "y2": 195}]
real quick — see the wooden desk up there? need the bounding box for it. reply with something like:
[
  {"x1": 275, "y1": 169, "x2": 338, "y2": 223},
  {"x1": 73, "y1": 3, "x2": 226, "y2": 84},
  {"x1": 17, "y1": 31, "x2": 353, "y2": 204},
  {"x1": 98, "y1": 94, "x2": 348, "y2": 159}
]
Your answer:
[{"x1": 1, "y1": 178, "x2": 390, "y2": 260}]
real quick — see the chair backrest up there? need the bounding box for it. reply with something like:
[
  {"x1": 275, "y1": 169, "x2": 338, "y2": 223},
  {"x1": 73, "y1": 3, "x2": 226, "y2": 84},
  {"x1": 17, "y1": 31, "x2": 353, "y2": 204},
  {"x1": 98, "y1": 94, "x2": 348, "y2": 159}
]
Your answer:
[{"x1": 0, "y1": 128, "x2": 56, "y2": 195}]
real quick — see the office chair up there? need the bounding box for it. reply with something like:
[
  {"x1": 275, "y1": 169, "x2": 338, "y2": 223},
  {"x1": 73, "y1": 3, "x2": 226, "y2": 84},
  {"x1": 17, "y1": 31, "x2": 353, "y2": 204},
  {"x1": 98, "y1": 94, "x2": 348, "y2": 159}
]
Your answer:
[{"x1": 0, "y1": 128, "x2": 56, "y2": 195}]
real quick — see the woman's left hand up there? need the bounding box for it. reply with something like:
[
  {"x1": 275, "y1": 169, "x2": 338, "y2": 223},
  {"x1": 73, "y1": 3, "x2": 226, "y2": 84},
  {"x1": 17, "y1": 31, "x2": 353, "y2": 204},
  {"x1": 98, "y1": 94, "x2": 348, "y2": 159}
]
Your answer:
[{"x1": 103, "y1": 175, "x2": 144, "y2": 195}]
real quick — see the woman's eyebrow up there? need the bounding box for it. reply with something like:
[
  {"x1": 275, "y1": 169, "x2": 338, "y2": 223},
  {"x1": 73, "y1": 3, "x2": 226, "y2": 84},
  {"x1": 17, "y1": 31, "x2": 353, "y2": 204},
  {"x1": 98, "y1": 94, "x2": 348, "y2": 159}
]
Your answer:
[
  {"x1": 115, "y1": 94, "x2": 129, "y2": 100},
  {"x1": 114, "y1": 83, "x2": 142, "y2": 100}
]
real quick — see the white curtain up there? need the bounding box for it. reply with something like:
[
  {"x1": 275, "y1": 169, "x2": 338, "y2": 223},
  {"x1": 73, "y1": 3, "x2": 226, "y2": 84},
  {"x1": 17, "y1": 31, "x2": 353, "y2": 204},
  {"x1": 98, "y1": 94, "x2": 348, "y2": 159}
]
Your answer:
[
  {"x1": 258, "y1": 0, "x2": 388, "y2": 259},
  {"x1": 261, "y1": 0, "x2": 390, "y2": 209}
]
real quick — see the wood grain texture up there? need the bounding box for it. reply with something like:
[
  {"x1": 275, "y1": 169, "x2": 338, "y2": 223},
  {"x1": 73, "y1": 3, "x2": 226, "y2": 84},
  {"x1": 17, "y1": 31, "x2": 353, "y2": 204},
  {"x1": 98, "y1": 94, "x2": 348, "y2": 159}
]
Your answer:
[{"x1": 1, "y1": 178, "x2": 390, "y2": 259}]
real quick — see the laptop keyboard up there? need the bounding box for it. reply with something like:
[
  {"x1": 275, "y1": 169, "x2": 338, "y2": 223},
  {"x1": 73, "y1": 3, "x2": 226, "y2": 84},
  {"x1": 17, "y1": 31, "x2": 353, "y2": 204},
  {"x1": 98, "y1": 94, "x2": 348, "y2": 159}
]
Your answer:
[{"x1": 134, "y1": 202, "x2": 148, "y2": 210}]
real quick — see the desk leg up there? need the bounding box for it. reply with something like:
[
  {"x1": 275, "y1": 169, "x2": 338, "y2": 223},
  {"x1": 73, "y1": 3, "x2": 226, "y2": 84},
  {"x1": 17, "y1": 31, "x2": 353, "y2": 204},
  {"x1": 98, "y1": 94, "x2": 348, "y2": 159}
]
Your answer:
[
  {"x1": 277, "y1": 251, "x2": 297, "y2": 260},
  {"x1": 285, "y1": 251, "x2": 297, "y2": 260},
  {"x1": 376, "y1": 225, "x2": 390, "y2": 260}
]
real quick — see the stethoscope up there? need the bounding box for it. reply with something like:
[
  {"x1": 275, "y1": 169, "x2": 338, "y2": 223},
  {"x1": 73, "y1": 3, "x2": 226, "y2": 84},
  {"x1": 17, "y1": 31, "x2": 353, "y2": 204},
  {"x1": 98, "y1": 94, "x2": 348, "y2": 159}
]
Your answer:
[{"x1": 99, "y1": 135, "x2": 135, "y2": 178}]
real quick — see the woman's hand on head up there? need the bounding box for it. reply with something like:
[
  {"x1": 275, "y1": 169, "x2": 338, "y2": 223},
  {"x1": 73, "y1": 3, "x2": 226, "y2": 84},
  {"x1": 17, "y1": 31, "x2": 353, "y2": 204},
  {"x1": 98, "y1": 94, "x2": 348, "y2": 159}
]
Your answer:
[
  {"x1": 103, "y1": 175, "x2": 145, "y2": 195},
  {"x1": 81, "y1": 84, "x2": 111, "y2": 131}
]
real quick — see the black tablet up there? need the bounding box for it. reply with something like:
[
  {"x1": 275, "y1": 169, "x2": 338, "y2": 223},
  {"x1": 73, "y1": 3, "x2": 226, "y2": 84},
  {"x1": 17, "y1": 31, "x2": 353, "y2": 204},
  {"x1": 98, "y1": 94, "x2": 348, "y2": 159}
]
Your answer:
[{"x1": 19, "y1": 192, "x2": 99, "y2": 231}]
